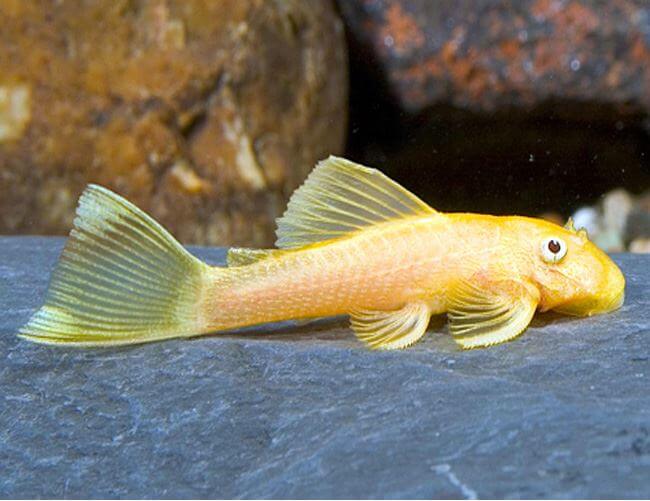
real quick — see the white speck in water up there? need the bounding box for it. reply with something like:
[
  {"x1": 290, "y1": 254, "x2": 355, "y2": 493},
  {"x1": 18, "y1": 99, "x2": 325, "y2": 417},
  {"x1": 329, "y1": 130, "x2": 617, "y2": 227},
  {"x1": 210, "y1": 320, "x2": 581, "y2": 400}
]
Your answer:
[
  {"x1": 570, "y1": 58, "x2": 581, "y2": 71},
  {"x1": 635, "y1": 373, "x2": 644, "y2": 378},
  {"x1": 384, "y1": 35, "x2": 394, "y2": 47},
  {"x1": 529, "y1": 154, "x2": 535, "y2": 162},
  {"x1": 589, "y1": 385, "x2": 595, "y2": 390}
]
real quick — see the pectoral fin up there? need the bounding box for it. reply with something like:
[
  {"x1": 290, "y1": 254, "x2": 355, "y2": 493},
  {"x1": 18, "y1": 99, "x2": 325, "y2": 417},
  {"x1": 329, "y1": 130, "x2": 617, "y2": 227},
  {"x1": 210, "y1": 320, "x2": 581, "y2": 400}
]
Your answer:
[
  {"x1": 350, "y1": 301, "x2": 431, "y2": 350},
  {"x1": 448, "y1": 278, "x2": 539, "y2": 349}
]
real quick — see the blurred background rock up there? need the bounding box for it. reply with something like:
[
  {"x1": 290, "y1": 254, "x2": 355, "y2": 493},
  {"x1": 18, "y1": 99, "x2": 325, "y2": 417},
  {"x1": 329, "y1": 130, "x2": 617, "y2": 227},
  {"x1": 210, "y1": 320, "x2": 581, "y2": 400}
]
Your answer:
[
  {"x1": 0, "y1": 0, "x2": 347, "y2": 246},
  {"x1": 1, "y1": 0, "x2": 649, "y2": 250}
]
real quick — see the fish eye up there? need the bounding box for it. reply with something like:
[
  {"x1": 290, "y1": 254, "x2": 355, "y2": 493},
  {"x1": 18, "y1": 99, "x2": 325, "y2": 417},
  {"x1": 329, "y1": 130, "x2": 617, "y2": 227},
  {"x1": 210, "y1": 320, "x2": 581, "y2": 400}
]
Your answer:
[{"x1": 541, "y1": 237, "x2": 567, "y2": 263}]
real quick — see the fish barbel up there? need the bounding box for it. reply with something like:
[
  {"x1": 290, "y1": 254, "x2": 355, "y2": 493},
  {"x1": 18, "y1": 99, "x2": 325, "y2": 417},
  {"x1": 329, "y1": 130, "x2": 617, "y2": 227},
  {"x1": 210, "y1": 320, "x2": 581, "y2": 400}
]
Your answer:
[{"x1": 19, "y1": 156, "x2": 625, "y2": 350}]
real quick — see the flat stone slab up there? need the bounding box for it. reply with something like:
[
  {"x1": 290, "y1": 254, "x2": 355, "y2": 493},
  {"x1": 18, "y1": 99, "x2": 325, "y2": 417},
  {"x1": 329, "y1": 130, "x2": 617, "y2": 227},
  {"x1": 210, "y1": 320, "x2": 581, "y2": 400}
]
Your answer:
[{"x1": 1, "y1": 237, "x2": 649, "y2": 499}]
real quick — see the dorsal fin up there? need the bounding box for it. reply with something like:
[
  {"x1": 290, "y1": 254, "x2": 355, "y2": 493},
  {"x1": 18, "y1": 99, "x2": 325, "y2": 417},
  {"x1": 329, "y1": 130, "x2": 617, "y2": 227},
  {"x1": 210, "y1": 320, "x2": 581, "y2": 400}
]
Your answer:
[{"x1": 275, "y1": 156, "x2": 436, "y2": 249}]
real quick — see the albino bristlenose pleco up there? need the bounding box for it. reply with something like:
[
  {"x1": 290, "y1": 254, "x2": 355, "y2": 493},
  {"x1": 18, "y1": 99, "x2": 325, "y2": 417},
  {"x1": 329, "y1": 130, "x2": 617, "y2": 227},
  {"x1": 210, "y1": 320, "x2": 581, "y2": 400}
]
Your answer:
[{"x1": 19, "y1": 156, "x2": 625, "y2": 350}]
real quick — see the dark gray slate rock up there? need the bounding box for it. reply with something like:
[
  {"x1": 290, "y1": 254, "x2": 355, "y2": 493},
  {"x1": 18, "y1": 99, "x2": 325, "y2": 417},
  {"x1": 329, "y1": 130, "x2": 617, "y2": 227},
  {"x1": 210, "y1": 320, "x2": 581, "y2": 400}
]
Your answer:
[{"x1": 1, "y1": 236, "x2": 649, "y2": 499}]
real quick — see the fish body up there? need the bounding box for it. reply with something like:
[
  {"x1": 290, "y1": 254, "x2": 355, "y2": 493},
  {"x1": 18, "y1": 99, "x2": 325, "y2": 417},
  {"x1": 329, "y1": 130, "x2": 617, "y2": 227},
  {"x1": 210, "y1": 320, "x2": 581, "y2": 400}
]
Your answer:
[
  {"x1": 20, "y1": 156, "x2": 625, "y2": 350},
  {"x1": 203, "y1": 215, "x2": 452, "y2": 328}
]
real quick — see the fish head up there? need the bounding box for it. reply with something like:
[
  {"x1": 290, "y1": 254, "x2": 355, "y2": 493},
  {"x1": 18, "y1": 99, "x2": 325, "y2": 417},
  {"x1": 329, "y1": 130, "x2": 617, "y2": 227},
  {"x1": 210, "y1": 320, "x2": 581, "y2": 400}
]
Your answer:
[{"x1": 524, "y1": 218, "x2": 625, "y2": 316}]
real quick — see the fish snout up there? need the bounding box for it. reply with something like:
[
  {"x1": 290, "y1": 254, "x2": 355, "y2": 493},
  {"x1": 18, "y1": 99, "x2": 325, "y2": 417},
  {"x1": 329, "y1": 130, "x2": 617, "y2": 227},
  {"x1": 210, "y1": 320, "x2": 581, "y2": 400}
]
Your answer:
[
  {"x1": 606, "y1": 287, "x2": 625, "y2": 312},
  {"x1": 554, "y1": 260, "x2": 625, "y2": 316},
  {"x1": 598, "y1": 261, "x2": 626, "y2": 314},
  {"x1": 598, "y1": 277, "x2": 625, "y2": 314}
]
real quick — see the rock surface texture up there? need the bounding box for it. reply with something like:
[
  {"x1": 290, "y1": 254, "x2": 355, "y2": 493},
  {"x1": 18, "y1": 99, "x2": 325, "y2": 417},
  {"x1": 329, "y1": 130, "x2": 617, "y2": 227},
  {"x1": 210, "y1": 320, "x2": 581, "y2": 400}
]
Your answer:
[
  {"x1": 0, "y1": 0, "x2": 347, "y2": 246},
  {"x1": 1, "y1": 237, "x2": 649, "y2": 498},
  {"x1": 338, "y1": 0, "x2": 650, "y2": 113}
]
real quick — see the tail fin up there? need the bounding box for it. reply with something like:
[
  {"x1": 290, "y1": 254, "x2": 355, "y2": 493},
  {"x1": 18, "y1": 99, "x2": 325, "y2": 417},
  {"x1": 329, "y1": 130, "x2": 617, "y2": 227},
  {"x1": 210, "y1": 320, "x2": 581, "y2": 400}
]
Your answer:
[{"x1": 19, "y1": 185, "x2": 209, "y2": 346}]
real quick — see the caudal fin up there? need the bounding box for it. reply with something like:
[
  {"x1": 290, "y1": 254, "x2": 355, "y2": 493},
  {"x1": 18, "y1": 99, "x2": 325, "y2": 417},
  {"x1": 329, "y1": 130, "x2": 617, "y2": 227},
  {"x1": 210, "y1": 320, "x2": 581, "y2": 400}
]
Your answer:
[{"x1": 19, "y1": 185, "x2": 209, "y2": 346}]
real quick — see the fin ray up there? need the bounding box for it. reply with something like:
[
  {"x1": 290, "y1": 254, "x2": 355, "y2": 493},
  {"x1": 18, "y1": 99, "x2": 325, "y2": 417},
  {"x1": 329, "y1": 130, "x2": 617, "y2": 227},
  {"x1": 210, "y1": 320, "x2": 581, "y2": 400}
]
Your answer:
[
  {"x1": 19, "y1": 185, "x2": 210, "y2": 346},
  {"x1": 314, "y1": 170, "x2": 409, "y2": 217},
  {"x1": 448, "y1": 278, "x2": 539, "y2": 349},
  {"x1": 276, "y1": 156, "x2": 436, "y2": 249},
  {"x1": 350, "y1": 301, "x2": 431, "y2": 350},
  {"x1": 320, "y1": 170, "x2": 415, "y2": 217}
]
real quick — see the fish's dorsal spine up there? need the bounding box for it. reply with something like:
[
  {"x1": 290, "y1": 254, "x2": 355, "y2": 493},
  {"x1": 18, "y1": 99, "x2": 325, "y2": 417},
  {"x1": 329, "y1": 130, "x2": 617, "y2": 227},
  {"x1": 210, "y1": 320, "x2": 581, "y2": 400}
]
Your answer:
[{"x1": 275, "y1": 156, "x2": 437, "y2": 249}]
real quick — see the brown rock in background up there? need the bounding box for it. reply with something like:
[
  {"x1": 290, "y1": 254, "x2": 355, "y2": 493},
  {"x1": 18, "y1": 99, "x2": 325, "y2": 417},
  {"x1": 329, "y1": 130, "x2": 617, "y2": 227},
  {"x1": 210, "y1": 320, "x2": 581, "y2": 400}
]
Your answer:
[
  {"x1": 336, "y1": 0, "x2": 650, "y2": 218},
  {"x1": 338, "y1": 0, "x2": 650, "y2": 113},
  {"x1": 0, "y1": 0, "x2": 347, "y2": 246}
]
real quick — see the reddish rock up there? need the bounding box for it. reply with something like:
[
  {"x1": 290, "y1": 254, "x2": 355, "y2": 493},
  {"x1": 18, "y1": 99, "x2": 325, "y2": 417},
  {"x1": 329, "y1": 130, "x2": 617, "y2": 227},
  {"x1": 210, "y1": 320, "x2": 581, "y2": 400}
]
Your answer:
[
  {"x1": 338, "y1": 0, "x2": 650, "y2": 113},
  {"x1": 0, "y1": 0, "x2": 347, "y2": 246},
  {"x1": 337, "y1": 0, "x2": 650, "y2": 221}
]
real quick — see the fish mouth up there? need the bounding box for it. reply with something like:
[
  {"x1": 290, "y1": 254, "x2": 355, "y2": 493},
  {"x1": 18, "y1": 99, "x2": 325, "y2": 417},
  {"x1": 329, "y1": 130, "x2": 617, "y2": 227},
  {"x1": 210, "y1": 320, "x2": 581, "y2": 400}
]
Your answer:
[
  {"x1": 554, "y1": 288, "x2": 624, "y2": 316},
  {"x1": 604, "y1": 289, "x2": 625, "y2": 312}
]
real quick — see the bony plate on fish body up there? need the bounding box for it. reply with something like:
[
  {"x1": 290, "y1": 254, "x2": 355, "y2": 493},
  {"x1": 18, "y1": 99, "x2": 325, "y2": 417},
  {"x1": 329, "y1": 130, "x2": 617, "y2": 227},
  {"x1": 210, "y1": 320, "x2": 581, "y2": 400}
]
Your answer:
[{"x1": 19, "y1": 156, "x2": 625, "y2": 350}]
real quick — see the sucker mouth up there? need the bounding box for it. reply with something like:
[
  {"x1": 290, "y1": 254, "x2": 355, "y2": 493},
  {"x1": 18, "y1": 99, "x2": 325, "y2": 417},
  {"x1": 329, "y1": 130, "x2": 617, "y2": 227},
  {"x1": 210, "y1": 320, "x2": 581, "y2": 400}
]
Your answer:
[
  {"x1": 606, "y1": 289, "x2": 625, "y2": 312},
  {"x1": 553, "y1": 287, "x2": 625, "y2": 316}
]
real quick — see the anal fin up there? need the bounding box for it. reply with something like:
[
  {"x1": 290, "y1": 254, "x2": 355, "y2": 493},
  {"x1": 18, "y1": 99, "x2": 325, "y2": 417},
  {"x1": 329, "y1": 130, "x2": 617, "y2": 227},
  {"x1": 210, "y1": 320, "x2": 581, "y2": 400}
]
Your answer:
[{"x1": 350, "y1": 301, "x2": 431, "y2": 350}]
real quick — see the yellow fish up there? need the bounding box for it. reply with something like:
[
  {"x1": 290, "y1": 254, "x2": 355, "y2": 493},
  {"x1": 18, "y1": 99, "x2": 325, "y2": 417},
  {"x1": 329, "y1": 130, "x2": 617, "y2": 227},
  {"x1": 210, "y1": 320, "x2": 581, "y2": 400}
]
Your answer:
[{"x1": 19, "y1": 156, "x2": 625, "y2": 350}]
